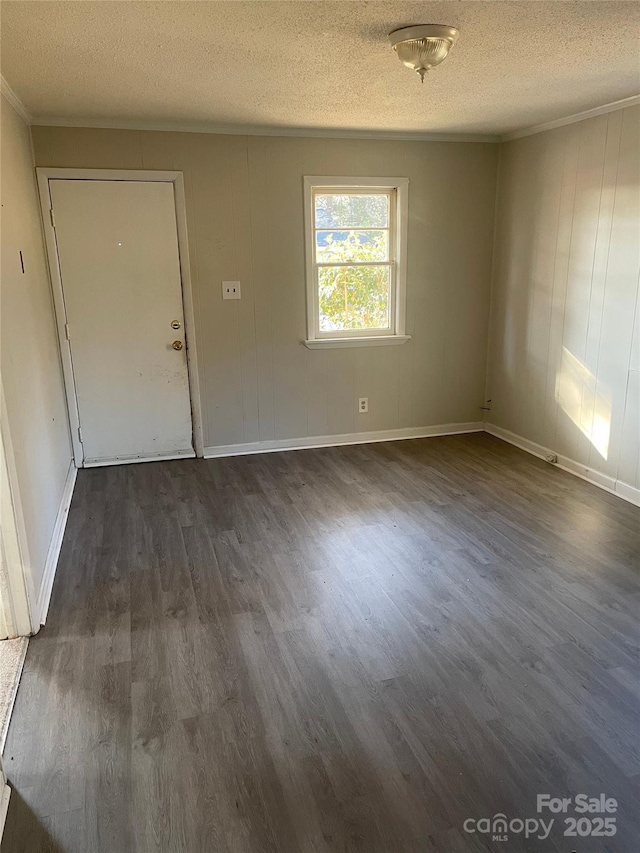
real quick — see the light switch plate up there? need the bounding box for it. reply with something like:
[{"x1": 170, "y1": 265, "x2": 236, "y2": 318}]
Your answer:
[{"x1": 222, "y1": 281, "x2": 241, "y2": 300}]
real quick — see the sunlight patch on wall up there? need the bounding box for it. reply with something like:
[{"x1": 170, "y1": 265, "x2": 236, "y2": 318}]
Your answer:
[{"x1": 556, "y1": 347, "x2": 611, "y2": 460}]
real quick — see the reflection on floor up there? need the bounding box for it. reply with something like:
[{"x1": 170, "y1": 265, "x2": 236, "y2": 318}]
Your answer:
[{"x1": 2, "y1": 433, "x2": 640, "y2": 852}]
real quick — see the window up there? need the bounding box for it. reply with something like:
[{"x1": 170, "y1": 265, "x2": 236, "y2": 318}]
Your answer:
[{"x1": 303, "y1": 177, "x2": 410, "y2": 349}]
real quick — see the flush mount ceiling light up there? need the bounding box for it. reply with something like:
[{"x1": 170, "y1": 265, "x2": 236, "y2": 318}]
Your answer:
[{"x1": 389, "y1": 25, "x2": 459, "y2": 82}]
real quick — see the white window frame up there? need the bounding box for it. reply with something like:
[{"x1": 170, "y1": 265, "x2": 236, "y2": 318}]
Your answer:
[{"x1": 303, "y1": 176, "x2": 410, "y2": 349}]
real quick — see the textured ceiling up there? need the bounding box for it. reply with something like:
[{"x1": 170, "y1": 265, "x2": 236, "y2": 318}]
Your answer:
[{"x1": 1, "y1": 1, "x2": 639, "y2": 136}]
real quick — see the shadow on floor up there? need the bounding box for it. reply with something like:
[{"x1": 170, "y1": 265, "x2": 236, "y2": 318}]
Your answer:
[{"x1": 1, "y1": 787, "x2": 64, "y2": 853}]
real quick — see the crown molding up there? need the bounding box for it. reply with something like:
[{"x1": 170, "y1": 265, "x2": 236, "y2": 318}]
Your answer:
[
  {"x1": 0, "y1": 75, "x2": 31, "y2": 124},
  {"x1": 24, "y1": 94, "x2": 640, "y2": 144},
  {"x1": 502, "y1": 94, "x2": 640, "y2": 142},
  {"x1": 29, "y1": 115, "x2": 500, "y2": 144}
]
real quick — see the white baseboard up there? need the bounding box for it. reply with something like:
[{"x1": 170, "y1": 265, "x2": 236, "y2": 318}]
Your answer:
[
  {"x1": 36, "y1": 461, "x2": 77, "y2": 626},
  {"x1": 204, "y1": 422, "x2": 485, "y2": 459},
  {"x1": 485, "y1": 423, "x2": 640, "y2": 507},
  {"x1": 83, "y1": 449, "x2": 195, "y2": 467},
  {"x1": 614, "y1": 480, "x2": 640, "y2": 506}
]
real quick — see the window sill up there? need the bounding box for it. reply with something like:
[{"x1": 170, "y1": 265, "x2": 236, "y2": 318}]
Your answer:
[{"x1": 303, "y1": 335, "x2": 411, "y2": 350}]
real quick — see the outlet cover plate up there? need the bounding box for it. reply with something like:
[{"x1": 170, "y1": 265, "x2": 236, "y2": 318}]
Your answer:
[{"x1": 222, "y1": 281, "x2": 241, "y2": 300}]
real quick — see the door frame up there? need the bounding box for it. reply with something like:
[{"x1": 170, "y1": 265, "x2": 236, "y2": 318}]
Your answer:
[
  {"x1": 1, "y1": 383, "x2": 39, "y2": 636},
  {"x1": 36, "y1": 168, "x2": 204, "y2": 465},
  {"x1": 1, "y1": 752, "x2": 11, "y2": 845}
]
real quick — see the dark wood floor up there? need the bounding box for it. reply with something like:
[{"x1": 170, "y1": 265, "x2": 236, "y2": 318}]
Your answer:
[{"x1": 2, "y1": 433, "x2": 639, "y2": 853}]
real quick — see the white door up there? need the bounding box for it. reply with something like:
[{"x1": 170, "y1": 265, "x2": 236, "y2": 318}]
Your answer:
[{"x1": 50, "y1": 180, "x2": 194, "y2": 466}]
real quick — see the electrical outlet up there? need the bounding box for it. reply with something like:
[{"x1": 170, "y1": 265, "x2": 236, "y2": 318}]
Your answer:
[
  {"x1": 222, "y1": 281, "x2": 241, "y2": 300},
  {"x1": 358, "y1": 397, "x2": 368, "y2": 414}
]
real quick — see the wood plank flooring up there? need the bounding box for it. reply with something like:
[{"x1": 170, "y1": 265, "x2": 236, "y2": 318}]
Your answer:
[{"x1": 2, "y1": 433, "x2": 639, "y2": 852}]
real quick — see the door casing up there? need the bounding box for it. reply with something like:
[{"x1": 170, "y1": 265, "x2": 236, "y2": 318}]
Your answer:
[
  {"x1": 0, "y1": 386, "x2": 38, "y2": 636},
  {"x1": 36, "y1": 169, "x2": 204, "y2": 466}
]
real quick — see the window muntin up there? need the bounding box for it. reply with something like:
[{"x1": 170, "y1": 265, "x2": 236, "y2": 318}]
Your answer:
[{"x1": 315, "y1": 230, "x2": 389, "y2": 264}]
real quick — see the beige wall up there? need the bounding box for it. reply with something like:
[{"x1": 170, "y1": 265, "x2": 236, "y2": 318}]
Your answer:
[
  {"x1": 487, "y1": 105, "x2": 640, "y2": 489},
  {"x1": 31, "y1": 127, "x2": 498, "y2": 449},
  {"x1": 1, "y1": 95, "x2": 72, "y2": 601}
]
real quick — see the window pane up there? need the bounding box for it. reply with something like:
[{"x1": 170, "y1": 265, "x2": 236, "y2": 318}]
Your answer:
[
  {"x1": 315, "y1": 193, "x2": 389, "y2": 228},
  {"x1": 316, "y1": 230, "x2": 389, "y2": 263},
  {"x1": 318, "y1": 265, "x2": 391, "y2": 332}
]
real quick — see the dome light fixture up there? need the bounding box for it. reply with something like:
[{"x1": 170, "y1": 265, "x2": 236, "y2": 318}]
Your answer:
[{"x1": 389, "y1": 25, "x2": 459, "y2": 82}]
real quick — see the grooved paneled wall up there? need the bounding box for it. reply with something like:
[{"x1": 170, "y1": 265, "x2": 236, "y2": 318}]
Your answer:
[
  {"x1": 487, "y1": 105, "x2": 640, "y2": 489},
  {"x1": 31, "y1": 127, "x2": 498, "y2": 450},
  {"x1": 1, "y1": 96, "x2": 72, "y2": 604}
]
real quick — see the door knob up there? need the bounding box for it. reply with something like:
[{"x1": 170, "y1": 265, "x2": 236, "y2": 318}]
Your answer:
[{"x1": 172, "y1": 340, "x2": 183, "y2": 351}]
